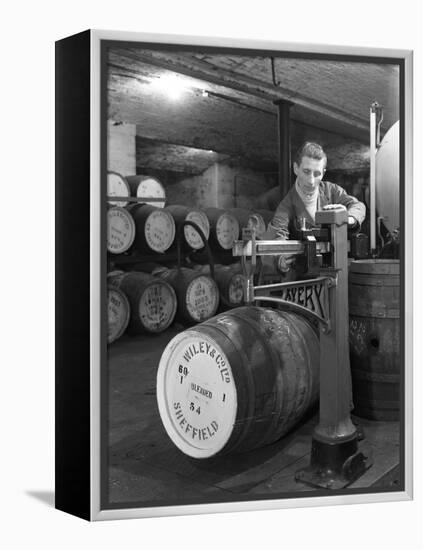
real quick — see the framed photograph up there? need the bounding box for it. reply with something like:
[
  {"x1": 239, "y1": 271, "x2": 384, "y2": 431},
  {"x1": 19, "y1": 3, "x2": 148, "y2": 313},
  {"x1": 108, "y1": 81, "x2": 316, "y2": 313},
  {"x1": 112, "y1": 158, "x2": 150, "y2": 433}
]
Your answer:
[{"x1": 55, "y1": 29, "x2": 413, "y2": 521}]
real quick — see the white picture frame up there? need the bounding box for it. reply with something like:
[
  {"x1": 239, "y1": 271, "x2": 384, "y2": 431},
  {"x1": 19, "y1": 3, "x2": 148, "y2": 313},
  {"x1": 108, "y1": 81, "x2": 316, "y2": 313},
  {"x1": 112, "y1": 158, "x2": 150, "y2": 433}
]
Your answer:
[{"x1": 55, "y1": 29, "x2": 413, "y2": 521}]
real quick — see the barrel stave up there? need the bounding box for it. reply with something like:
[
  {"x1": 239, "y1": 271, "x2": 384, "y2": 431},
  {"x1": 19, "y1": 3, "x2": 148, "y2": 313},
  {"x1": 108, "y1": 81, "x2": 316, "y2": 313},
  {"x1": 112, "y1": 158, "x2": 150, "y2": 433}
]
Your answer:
[
  {"x1": 225, "y1": 308, "x2": 318, "y2": 451},
  {"x1": 198, "y1": 311, "x2": 281, "y2": 454}
]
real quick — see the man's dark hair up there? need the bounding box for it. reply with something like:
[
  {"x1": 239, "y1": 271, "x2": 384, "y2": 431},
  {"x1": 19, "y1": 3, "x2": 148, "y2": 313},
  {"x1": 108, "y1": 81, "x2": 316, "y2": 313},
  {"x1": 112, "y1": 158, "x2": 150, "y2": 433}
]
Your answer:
[{"x1": 295, "y1": 142, "x2": 327, "y2": 168}]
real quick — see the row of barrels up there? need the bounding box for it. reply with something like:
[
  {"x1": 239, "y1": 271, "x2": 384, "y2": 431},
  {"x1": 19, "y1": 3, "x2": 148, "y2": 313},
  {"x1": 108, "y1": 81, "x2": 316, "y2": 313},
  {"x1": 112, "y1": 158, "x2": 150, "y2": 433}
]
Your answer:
[
  {"x1": 107, "y1": 172, "x2": 273, "y2": 257},
  {"x1": 108, "y1": 172, "x2": 167, "y2": 209},
  {"x1": 107, "y1": 203, "x2": 274, "y2": 257},
  {"x1": 107, "y1": 264, "x2": 246, "y2": 344}
]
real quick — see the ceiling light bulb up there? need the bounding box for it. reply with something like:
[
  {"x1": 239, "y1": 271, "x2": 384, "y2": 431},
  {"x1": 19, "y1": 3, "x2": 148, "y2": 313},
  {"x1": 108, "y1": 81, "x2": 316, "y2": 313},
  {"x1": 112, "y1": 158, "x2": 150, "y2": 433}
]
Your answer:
[{"x1": 151, "y1": 74, "x2": 188, "y2": 100}]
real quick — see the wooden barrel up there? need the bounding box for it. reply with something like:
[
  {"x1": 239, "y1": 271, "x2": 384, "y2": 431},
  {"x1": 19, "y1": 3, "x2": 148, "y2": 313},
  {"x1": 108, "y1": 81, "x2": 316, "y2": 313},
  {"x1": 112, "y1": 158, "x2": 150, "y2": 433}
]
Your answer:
[
  {"x1": 107, "y1": 171, "x2": 131, "y2": 207},
  {"x1": 185, "y1": 210, "x2": 210, "y2": 250},
  {"x1": 349, "y1": 259, "x2": 400, "y2": 420},
  {"x1": 107, "y1": 206, "x2": 136, "y2": 254},
  {"x1": 107, "y1": 286, "x2": 130, "y2": 343},
  {"x1": 128, "y1": 203, "x2": 175, "y2": 254},
  {"x1": 229, "y1": 208, "x2": 251, "y2": 234},
  {"x1": 205, "y1": 208, "x2": 240, "y2": 251},
  {"x1": 165, "y1": 205, "x2": 210, "y2": 250},
  {"x1": 247, "y1": 209, "x2": 274, "y2": 238},
  {"x1": 196, "y1": 263, "x2": 245, "y2": 309},
  {"x1": 108, "y1": 271, "x2": 177, "y2": 334},
  {"x1": 126, "y1": 175, "x2": 166, "y2": 208},
  {"x1": 214, "y1": 264, "x2": 244, "y2": 308},
  {"x1": 157, "y1": 306, "x2": 319, "y2": 458},
  {"x1": 154, "y1": 267, "x2": 219, "y2": 325}
]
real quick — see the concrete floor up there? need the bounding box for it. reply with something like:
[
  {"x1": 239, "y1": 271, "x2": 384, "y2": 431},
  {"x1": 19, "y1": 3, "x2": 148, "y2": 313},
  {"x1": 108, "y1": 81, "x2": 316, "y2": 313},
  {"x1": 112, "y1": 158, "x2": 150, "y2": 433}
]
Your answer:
[{"x1": 106, "y1": 328, "x2": 401, "y2": 507}]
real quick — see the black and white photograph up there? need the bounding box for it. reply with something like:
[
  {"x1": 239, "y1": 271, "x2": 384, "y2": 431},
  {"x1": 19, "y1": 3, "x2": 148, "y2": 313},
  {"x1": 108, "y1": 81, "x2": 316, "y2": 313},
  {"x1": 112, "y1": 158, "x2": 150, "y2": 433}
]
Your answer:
[
  {"x1": 4, "y1": 0, "x2": 423, "y2": 544},
  {"x1": 92, "y1": 32, "x2": 411, "y2": 516}
]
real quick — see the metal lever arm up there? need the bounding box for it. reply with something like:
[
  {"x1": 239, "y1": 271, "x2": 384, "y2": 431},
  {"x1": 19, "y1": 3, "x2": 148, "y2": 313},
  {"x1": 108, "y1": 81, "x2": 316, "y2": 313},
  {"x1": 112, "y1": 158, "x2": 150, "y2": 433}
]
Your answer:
[{"x1": 233, "y1": 237, "x2": 330, "y2": 257}]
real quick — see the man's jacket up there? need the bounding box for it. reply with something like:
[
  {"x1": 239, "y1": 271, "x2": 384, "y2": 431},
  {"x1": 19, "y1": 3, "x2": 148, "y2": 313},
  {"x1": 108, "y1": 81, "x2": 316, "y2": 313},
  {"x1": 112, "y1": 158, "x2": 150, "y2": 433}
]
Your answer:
[{"x1": 269, "y1": 181, "x2": 366, "y2": 240}]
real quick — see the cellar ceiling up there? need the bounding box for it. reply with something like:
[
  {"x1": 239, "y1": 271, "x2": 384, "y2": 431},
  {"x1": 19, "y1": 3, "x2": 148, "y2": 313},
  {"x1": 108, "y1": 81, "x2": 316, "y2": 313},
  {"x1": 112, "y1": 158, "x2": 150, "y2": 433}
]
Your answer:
[{"x1": 107, "y1": 45, "x2": 399, "y2": 174}]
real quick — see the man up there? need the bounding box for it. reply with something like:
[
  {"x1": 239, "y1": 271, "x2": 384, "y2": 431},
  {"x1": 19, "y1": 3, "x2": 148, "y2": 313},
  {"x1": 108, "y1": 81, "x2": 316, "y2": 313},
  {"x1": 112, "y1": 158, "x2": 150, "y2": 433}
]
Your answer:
[
  {"x1": 269, "y1": 142, "x2": 366, "y2": 240},
  {"x1": 263, "y1": 142, "x2": 365, "y2": 437},
  {"x1": 259, "y1": 142, "x2": 366, "y2": 277}
]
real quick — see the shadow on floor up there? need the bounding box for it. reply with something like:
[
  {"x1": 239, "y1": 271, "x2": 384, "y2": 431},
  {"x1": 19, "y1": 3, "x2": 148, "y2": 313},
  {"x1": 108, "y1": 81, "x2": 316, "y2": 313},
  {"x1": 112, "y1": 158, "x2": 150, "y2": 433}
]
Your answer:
[{"x1": 26, "y1": 490, "x2": 55, "y2": 508}]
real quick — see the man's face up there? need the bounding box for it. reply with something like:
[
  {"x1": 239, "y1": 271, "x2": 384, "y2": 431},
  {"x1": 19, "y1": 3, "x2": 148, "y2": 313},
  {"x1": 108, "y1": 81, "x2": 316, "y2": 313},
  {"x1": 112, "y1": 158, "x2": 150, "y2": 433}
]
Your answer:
[{"x1": 294, "y1": 156, "x2": 326, "y2": 195}]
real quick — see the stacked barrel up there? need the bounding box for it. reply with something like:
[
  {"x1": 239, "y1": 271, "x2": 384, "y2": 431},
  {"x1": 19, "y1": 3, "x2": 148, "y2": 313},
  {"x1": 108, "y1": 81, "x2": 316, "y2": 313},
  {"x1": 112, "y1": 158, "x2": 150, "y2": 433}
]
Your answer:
[
  {"x1": 107, "y1": 275, "x2": 131, "y2": 344},
  {"x1": 107, "y1": 172, "x2": 175, "y2": 256},
  {"x1": 106, "y1": 171, "x2": 275, "y2": 343},
  {"x1": 107, "y1": 265, "x2": 225, "y2": 344}
]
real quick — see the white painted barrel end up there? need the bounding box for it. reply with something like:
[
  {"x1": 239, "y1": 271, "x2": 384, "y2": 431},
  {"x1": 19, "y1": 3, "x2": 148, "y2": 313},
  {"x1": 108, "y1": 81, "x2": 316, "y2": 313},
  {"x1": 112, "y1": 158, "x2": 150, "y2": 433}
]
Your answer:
[{"x1": 157, "y1": 331, "x2": 237, "y2": 458}]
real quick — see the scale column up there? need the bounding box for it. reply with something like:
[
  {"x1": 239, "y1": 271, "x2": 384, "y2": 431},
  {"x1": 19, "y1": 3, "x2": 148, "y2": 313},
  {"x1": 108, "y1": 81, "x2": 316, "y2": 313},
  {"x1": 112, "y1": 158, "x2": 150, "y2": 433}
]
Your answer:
[{"x1": 296, "y1": 208, "x2": 372, "y2": 489}]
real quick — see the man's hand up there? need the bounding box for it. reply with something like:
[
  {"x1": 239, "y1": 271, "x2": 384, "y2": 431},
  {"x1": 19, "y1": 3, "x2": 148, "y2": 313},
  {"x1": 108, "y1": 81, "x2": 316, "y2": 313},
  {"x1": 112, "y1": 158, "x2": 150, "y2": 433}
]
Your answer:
[
  {"x1": 323, "y1": 204, "x2": 356, "y2": 226},
  {"x1": 259, "y1": 254, "x2": 295, "y2": 274},
  {"x1": 322, "y1": 204, "x2": 346, "y2": 211},
  {"x1": 277, "y1": 254, "x2": 296, "y2": 273}
]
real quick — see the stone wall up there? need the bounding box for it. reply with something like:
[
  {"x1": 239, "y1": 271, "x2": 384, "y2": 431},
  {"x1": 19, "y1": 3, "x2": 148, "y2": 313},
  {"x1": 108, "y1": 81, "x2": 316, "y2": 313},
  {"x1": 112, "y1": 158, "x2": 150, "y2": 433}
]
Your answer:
[{"x1": 165, "y1": 162, "x2": 276, "y2": 210}]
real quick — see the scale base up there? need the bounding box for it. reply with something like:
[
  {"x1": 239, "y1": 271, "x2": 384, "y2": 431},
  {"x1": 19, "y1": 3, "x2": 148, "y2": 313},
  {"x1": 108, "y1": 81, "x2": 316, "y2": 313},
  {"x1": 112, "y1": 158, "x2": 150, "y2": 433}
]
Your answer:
[{"x1": 295, "y1": 436, "x2": 373, "y2": 490}]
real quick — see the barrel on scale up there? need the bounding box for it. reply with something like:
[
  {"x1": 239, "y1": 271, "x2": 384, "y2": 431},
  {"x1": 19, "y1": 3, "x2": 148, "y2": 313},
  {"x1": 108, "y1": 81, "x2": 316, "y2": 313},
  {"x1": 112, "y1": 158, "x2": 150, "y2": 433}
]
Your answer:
[
  {"x1": 349, "y1": 259, "x2": 400, "y2": 420},
  {"x1": 108, "y1": 271, "x2": 177, "y2": 334},
  {"x1": 154, "y1": 266, "x2": 219, "y2": 325},
  {"x1": 157, "y1": 306, "x2": 319, "y2": 458},
  {"x1": 128, "y1": 203, "x2": 176, "y2": 254},
  {"x1": 126, "y1": 175, "x2": 166, "y2": 208}
]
